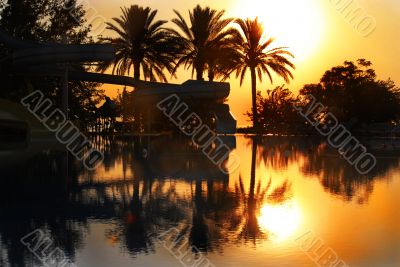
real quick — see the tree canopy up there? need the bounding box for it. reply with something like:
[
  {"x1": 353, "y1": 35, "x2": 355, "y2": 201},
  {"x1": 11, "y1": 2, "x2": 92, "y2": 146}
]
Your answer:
[
  {"x1": 252, "y1": 59, "x2": 400, "y2": 134},
  {"x1": 299, "y1": 59, "x2": 400, "y2": 124},
  {"x1": 0, "y1": 0, "x2": 103, "y2": 129}
]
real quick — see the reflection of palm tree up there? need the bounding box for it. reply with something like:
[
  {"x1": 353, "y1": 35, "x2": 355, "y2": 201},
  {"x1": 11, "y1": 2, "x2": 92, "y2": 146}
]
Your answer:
[
  {"x1": 232, "y1": 18, "x2": 295, "y2": 128},
  {"x1": 120, "y1": 163, "x2": 190, "y2": 254},
  {"x1": 170, "y1": 5, "x2": 237, "y2": 81},
  {"x1": 190, "y1": 179, "x2": 210, "y2": 251},
  {"x1": 97, "y1": 5, "x2": 179, "y2": 81},
  {"x1": 234, "y1": 138, "x2": 292, "y2": 242},
  {"x1": 123, "y1": 175, "x2": 151, "y2": 253}
]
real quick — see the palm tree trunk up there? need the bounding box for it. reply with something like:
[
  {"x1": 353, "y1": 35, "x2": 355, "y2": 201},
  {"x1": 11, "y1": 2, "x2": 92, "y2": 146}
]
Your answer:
[
  {"x1": 246, "y1": 138, "x2": 257, "y2": 236},
  {"x1": 208, "y1": 69, "x2": 215, "y2": 82},
  {"x1": 196, "y1": 68, "x2": 204, "y2": 81},
  {"x1": 250, "y1": 67, "x2": 259, "y2": 129},
  {"x1": 191, "y1": 178, "x2": 208, "y2": 249},
  {"x1": 132, "y1": 177, "x2": 142, "y2": 213},
  {"x1": 134, "y1": 62, "x2": 141, "y2": 80},
  {"x1": 195, "y1": 62, "x2": 204, "y2": 81}
]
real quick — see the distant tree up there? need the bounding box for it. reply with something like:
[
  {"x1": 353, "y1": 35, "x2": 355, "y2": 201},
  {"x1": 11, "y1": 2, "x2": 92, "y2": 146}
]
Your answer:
[
  {"x1": 114, "y1": 87, "x2": 133, "y2": 123},
  {"x1": 232, "y1": 18, "x2": 295, "y2": 129},
  {"x1": 97, "y1": 5, "x2": 181, "y2": 82},
  {"x1": 69, "y1": 81, "x2": 105, "y2": 131},
  {"x1": 251, "y1": 86, "x2": 302, "y2": 133},
  {"x1": 170, "y1": 5, "x2": 238, "y2": 81},
  {"x1": 299, "y1": 59, "x2": 400, "y2": 124}
]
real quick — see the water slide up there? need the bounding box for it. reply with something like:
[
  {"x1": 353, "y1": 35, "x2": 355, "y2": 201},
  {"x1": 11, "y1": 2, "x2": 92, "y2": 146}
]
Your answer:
[{"x1": 0, "y1": 29, "x2": 237, "y2": 134}]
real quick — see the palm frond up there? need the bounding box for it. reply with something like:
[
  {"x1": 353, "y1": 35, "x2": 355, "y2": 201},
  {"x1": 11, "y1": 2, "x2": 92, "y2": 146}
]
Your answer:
[{"x1": 98, "y1": 5, "x2": 180, "y2": 82}]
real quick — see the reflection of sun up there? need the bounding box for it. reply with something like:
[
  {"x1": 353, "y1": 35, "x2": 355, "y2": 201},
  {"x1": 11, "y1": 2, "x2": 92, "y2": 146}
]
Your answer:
[{"x1": 258, "y1": 201, "x2": 301, "y2": 242}]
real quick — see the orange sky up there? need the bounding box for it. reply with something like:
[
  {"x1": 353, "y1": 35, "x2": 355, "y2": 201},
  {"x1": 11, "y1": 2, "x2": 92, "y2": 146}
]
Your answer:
[{"x1": 85, "y1": 0, "x2": 400, "y2": 126}]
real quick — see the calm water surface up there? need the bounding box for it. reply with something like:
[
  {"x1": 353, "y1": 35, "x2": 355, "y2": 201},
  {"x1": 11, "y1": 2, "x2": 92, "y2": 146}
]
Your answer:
[{"x1": 0, "y1": 136, "x2": 399, "y2": 267}]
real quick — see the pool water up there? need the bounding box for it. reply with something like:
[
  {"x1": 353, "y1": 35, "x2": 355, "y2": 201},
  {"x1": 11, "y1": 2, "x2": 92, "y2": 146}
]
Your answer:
[{"x1": 0, "y1": 136, "x2": 399, "y2": 267}]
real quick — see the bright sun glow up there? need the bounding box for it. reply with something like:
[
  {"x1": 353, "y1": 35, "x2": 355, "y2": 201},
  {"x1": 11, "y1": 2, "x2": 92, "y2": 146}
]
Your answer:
[
  {"x1": 258, "y1": 201, "x2": 302, "y2": 242},
  {"x1": 231, "y1": 0, "x2": 325, "y2": 62}
]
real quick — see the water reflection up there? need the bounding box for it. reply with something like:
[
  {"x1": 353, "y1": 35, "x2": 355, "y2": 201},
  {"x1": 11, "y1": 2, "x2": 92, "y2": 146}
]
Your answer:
[
  {"x1": 0, "y1": 152, "x2": 86, "y2": 267},
  {"x1": 233, "y1": 138, "x2": 293, "y2": 244},
  {"x1": 0, "y1": 136, "x2": 399, "y2": 266},
  {"x1": 299, "y1": 140, "x2": 400, "y2": 203},
  {"x1": 258, "y1": 201, "x2": 301, "y2": 242}
]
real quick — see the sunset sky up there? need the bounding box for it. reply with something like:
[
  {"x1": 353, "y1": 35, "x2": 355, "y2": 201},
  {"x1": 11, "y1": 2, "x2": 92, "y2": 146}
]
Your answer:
[{"x1": 89, "y1": 0, "x2": 400, "y2": 126}]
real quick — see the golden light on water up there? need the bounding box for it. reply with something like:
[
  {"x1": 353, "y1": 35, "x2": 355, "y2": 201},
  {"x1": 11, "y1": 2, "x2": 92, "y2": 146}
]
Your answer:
[
  {"x1": 258, "y1": 200, "x2": 302, "y2": 242},
  {"x1": 231, "y1": 0, "x2": 325, "y2": 61}
]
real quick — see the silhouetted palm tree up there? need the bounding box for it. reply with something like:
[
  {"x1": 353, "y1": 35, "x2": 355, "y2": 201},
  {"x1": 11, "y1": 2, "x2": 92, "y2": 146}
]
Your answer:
[
  {"x1": 170, "y1": 5, "x2": 238, "y2": 81},
  {"x1": 233, "y1": 18, "x2": 295, "y2": 129},
  {"x1": 97, "y1": 5, "x2": 180, "y2": 82},
  {"x1": 207, "y1": 44, "x2": 240, "y2": 82}
]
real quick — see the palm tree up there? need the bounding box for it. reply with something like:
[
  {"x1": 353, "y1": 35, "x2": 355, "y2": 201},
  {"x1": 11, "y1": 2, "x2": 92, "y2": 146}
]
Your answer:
[
  {"x1": 233, "y1": 18, "x2": 295, "y2": 129},
  {"x1": 207, "y1": 44, "x2": 241, "y2": 82},
  {"x1": 170, "y1": 5, "x2": 238, "y2": 81},
  {"x1": 97, "y1": 5, "x2": 180, "y2": 82}
]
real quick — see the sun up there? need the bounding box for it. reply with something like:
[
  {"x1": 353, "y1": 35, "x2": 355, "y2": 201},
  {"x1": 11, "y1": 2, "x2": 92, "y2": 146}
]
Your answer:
[
  {"x1": 258, "y1": 201, "x2": 302, "y2": 242},
  {"x1": 231, "y1": 0, "x2": 325, "y2": 62}
]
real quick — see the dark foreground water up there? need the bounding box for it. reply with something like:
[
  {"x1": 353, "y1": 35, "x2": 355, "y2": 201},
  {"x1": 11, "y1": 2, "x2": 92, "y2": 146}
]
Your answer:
[{"x1": 0, "y1": 136, "x2": 399, "y2": 267}]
